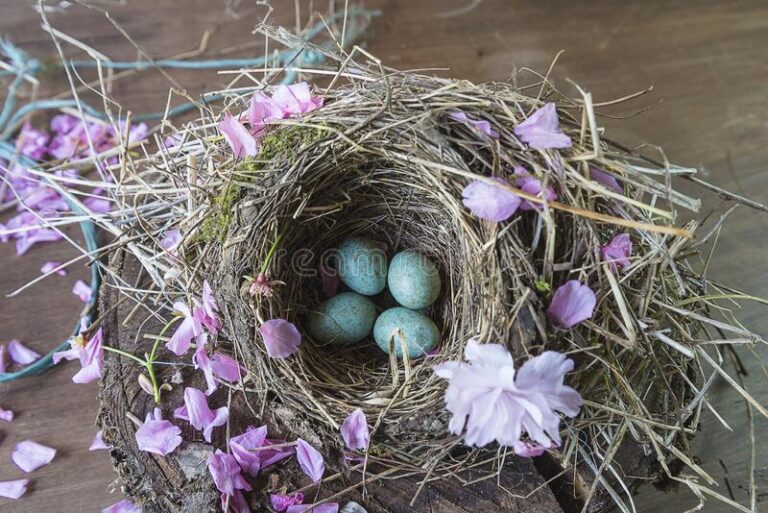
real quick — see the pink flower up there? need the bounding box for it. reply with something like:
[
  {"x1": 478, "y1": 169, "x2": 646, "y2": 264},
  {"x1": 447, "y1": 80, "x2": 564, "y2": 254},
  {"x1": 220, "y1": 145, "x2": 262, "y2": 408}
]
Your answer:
[
  {"x1": 248, "y1": 92, "x2": 285, "y2": 134},
  {"x1": 271, "y1": 83, "x2": 324, "y2": 116},
  {"x1": 174, "y1": 387, "x2": 229, "y2": 442},
  {"x1": 208, "y1": 450, "x2": 252, "y2": 495},
  {"x1": 193, "y1": 345, "x2": 243, "y2": 396},
  {"x1": 514, "y1": 167, "x2": 557, "y2": 211},
  {"x1": 51, "y1": 114, "x2": 78, "y2": 134},
  {"x1": 286, "y1": 504, "x2": 339, "y2": 513},
  {"x1": 295, "y1": 438, "x2": 325, "y2": 483},
  {"x1": 513, "y1": 103, "x2": 572, "y2": 150},
  {"x1": 601, "y1": 234, "x2": 632, "y2": 270},
  {"x1": 230, "y1": 425, "x2": 268, "y2": 476},
  {"x1": 160, "y1": 229, "x2": 182, "y2": 254},
  {"x1": 434, "y1": 340, "x2": 581, "y2": 451},
  {"x1": 248, "y1": 272, "x2": 275, "y2": 297},
  {"x1": 0, "y1": 406, "x2": 14, "y2": 422},
  {"x1": 590, "y1": 168, "x2": 623, "y2": 194},
  {"x1": 197, "y1": 280, "x2": 220, "y2": 333},
  {"x1": 7, "y1": 339, "x2": 41, "y2": 365},
  {"x1": 219, "y1": 115, "x2": 257, "y2": 158},
  {"x1": 0, "y1": 479, "x2": 29, "y2": 499},
  {"x1": 101, "y1": 499, "x2": 141, "y2": 513},
  {"x1": 89, "y1": 430, "x2": 110, "y2": 451},
  {"x1": 461, "y1": 178, "x2": 521, "y2": 222},
  {"x1": 16, "y1": 122, "x2": 50, "y2": 160},
  {"x1": 448, "y1": 110, "x2": 500, "y2": 138},
  {"x1": 166, "y1": 301, "x2": 204, "y2": 356},
  {"x1": 135, "y1": 407, "x2": 182, "y2": 456},
  {"x1": 72, "y1": 279, "x2": 93, "y2": 302},
  {"x1": 341, "y1": 408, "x2": 369, "y2": 451},
  {"x1": 318, "y1": 264, "x2": 339, "y2": 298},
  {"x1": 40, "y1": 261, "x2": 67, "y2": 276},
  {"x1": 53, "y1": 327, "x2": 104, "y2": 383},
  {"x1": 259, "y1": 319, "x2": 301, "y2": 358},
  {"x1": 271, "y1": 493, "x2": 305, "y2": 512},
  {"x1": 12, "y1": 440, "x2": 57, "y2": 472},
  {"x1": 546, "y1": 280, "x2": 597, "y2": 329}
]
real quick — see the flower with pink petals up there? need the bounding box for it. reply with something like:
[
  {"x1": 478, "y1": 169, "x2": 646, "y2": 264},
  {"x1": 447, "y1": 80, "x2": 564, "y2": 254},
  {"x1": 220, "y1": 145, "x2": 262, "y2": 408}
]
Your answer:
[
  {"x1": 160, "y1": 229, "x2": 183, "y2": 255},
  {"x1": 513, "y1": 103, "x2": 572, "y2": 150},
  {"x1": 296, "y1": 438, "x2": 325, "y2": 483},
  {"x1": 166, "y1": 301, "x2": 204, "y2": 356},
  {"x1": 41, "y1": 261, "x2": 67, "y2": 276},
  {"x1": 193, "y1": 345, "x2": 243, "y2": 396},
  {"x1": 219, "y1": 115, "x2": 257, "y2": 158},
  {"x1": 462, "y1": 178, "x2": 521, "y2": 222},
  {"x1": 198, "y1": 280, "x2": 220, "y2": 333},
  {"x1": 208, "y1": 450, "x2": 252, "y2": 496},
  {"x1": 72, "y1": 279, "x2": 93, "y2": 302},
  {"x1": 7, "y1": 339, "x2": 41, "y2": 365},
  {"x1": 601, "y1": 234, "x2": 632, "y2": 270},
  {"x1": 135, "y1": 407, "x2": 182, "y2": 456},
  {"x1": 12, "y1": 440, "x2": 57, "y2": 472},
  {"x1": 259, "y1": 319, "x2": 301, "y2": 358},
  {"x1": 271, "y1": 83, "x2": 324, "y2": 116},
  {"x1": 229, "y1": 425, "x2": 268, "y2": 476},
  {"x1": 0, "y1": 479, "x2": 29, "y2": 499},
  {"x1": 546, "y1": 280, "x2": 597, "y2": 329},
  {"x1": 16, "y1": 122, "x2": 50, "y2": 160},
  {"x1": 513, "y1": 167, "x2": 557, "y2": 211},
  {"x1": 271, "y1": 493, "x2": 305, "y2": 512},
  {"x1": 101, "y1": 499, "x2": 142, "y2": 513},
  {"x1": 248, "y1": 272, "x2": 276, "y2": 297},
  {"x1": 53, "y1": 327, "x2": 104, "y2": 384},
  {"x1": 174, "y1": 387, "x2": 229, "y2": 443},
  {"x1": 89, "y1": 430, "x2": 110, "y2": 451},
  {"x1": 248, "y1": 92, "x2": 285, "y2": 134},
  {"x1": 287, "y1": 504, "x2": 339, "y2": 513},
  {"x1": 341, "y1": 408, "x2": 369, "y2": 451},
  {"x1": 449, "y1": 110, "x2": 500, "y2": 138},
  {"x1": 0, "y1": 406, "x2": 13, "y2": 422},
  {"x1": 434, "y1": 340, "x2": 581, "y2": 451}
]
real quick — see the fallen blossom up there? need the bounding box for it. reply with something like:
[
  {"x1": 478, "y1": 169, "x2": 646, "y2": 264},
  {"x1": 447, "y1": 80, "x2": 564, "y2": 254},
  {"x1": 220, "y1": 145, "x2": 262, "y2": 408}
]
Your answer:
[
  {"x1": 219, "y1": 115, "x2": 257, "y2": 158},
  {"x1": 462, "y1": 178, "x2": 521, "y2": 222},
  {"x1": 546, "y1": 280, "x2": 597, "y2": 329},
  {"x1": 40, "y1": 261, "x2": 66, "y2": 276},
  {"x1": 7, "y1": 339, "x2": 41, "y2": 365},
  {"x1": 271, "y1": 493, "x2": 305, "y2": 512},
  {"x1": 286, "y1": 504, "x2": 339, "y2": 513},
  {"x1": 174, "y1": 387, "x2": 228, "y2": 443},
  {"x1": 601, "y1": 234, "x2": 632, "y2": 270},
  {"x1": 513, "y1": 103, "x2": 572, "y2": 150},
  {"x1": 166, "y1": 301, "x2": 204, "y2": 356},
  {"x1": 135, "y1": 407, "x2": 182, "y2": 456},
  {"x1": 512, "y1": 440, "x2": 548, "y2": 457},
  {"x1": 296, "y1": 438, "x2": 325, "y2": 483},
  {"x1": 16, "y1": 122, "x2": 50, "y2": 159},
  {"x1": 259, "y1": 319, "x2": 301, "y2": 358},
  {"x1": 0, "y1": 406, "x2": 13, "y2": 422},
  {"x1": 271, "y1": 83, "x2": 324, "y2": 116},
  {"x1": 514, "y1": 167, "x2": 557, "y2": 210},
  {"x1": 208, "y1": 450, "x2": 252, "y2": 496},
  {"x1": 0, "y1": 479, "x2": 29, "y2": 499},
  {"x1": 341, "y1": 408, "x2": 369, "y2": 451},
  {"x1": 590, "y1": 168, "x2": 623, "y2": 194},
  {"x1": 101, "y1": 499, "x2": 142, "y2": 513},
  {"x1": 72, "y1": 279, "x2": 93, "y2": 303},
  {"x1": 248, "y1": 92, "x2": 285, "y2": 134},
  {"x1": 198, "y1": 280, "x2": 220, "y2": 333},
  {"x1": 12, "y1": 440, "x2": 57, "y2": 473},
  {"x1": 448, "y1": 110, "x2": 500, "y2": 138},
  {"x1": 53, "y1": 327, "x2": 104, "y2": 384},
  {"x1": 434, "y1": 340, "x2": 581, "y2": 450},
  {"x1": 193, "y1": 346, "x2": 243, "y2": 396},
  {"x1": 229, "y1": 425, "x2": 277, "y2": 476},
  {"x1": 224, "y1": 490, "x2": 250, "y2": 513},
  {"x1": 160, "y1": 229, "x2": 182, "y2": 254},
  {"x1": 89, "y1": 430, "x2": 109, "y2": 451}
]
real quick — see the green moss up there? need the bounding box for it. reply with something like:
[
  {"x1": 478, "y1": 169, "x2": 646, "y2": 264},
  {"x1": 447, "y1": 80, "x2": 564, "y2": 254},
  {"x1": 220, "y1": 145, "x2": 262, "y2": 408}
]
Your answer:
[{"x1": 199, "y1": 182, "x2": 241, "y2": 242}]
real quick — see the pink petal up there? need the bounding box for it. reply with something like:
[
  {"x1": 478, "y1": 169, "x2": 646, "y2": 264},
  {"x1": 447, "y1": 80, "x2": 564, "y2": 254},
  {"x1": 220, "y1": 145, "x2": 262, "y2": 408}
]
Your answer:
[
  {"x1": 160, "y1": 229, "x2": 182, "y2": 254},
  {"x1": 165, "y1": 302, "x2": 203, "y2": 356},
  {"x1": 7, "y1": 340, "x2": 41, "y2": 365},
  {"x1": 229, "y1": 425, "x2": 268, "y2": 476},
  {"x1": 448, "y1": 110, "x2": 500, "y2": 138},
  {"x1": 71, "y1": 328, "x2": 104, "y2": 384},
  {"x1": 248, "y1": 92, "x2": 284, "y2": 133},
  {"x1": 219, "y1": 115, "x2": 257, "y2": 158},
  {"x1": 72, "y1": 279, "x2": 93, "y2": 303},
  {"x1": 461, "y1": 178, "x2": 520, "y2": 222},
  {"x1": 259, "y1": 319, "x2": 301, "y2": 358},
  {"x1": 135, "y1": 408, "x2": 182, "y2": 456},
  {"x1": 271, "y1": 83, "x2": 323, "y2": 116},
  {"x1": 15, "y1": 227, "x2": 62, "y2": 255},
  {"x1": 600, "y1": 233, "x2": 633, "y2": 270},
  {"x1": 340, "y1": 408, "x2": 369, "y2": 451},
  {"x1": 84, "y1": 196, "x2": 112, "y2": 213},
  {"x1": 12, "y1": 440, "x2": 57, "y2": 473},
  {"x1": 199, "y1": 280, "x2": 221, "y2": 333},
  {"x1": 514, "y1": 167, "x2": 557, "y2": 211},
  {"x1": 40, "y1": 261, "x2": 67, "y2": 276},
  {"x1": 590, "y1": 168, "x2": 623, "y2": 194},
  {"x1": 207, "y1": 450, "x2": 252, "y2": 495},
  {"x1": 101, "y1": 499, "x2": 142, "y2": 513},
  {"x1": 174, "y1": 387, "x2": 228, "y2": 442},
  {"x1": 286, "y1": 504, "x2": 339, "y2": 513},
  {"x1": 513, "y1": 103, "x2": 572, "y2": 150},
  {"x1": 295, "y1": 438, "x2": 325, "y2": 483},
  {"x1": 0, "y1": 479, "x2": 29, "y2": 499},
  {"x1": 512, "y1": 440, "x2": 548, "y2": 457},
  {"x1": 0, "y1": 406, "x2": 14, "y2": 422},
  {"x1": 271, "y1": 493, "x2": 305, "y2": 512},
  {"x1": 259, "y1": 439, "x2": 295, "y2": 468},
  {"x1": 546, "y1": 280, "x2": 596, "y2": 329},
  {"x1": 89, "y1": 430, "x2": 110, "y2": 451},
  {"x1": 222, "y1": 490, "x2": 251, "y2": 513}
]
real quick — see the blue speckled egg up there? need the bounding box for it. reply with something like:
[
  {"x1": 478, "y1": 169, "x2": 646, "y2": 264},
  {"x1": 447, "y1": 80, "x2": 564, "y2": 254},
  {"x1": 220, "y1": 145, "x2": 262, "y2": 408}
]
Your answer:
[
  {"x1": 308, "y1": 292, "x2": 377, "y2": 346},
  {"x1": 374, "y1": 307, "x2": 440, "y2": 359},
  {"x1": 387, "y1": 250, "x2": 441, "y2": 309},
  {"x1": 337, "y1": 238, "x2": 388, "y2": 296}
]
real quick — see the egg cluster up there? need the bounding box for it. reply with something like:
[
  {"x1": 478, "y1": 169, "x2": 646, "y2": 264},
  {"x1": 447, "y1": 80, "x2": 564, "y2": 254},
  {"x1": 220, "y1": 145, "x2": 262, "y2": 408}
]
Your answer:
[{"x1": 307, "y1": 237, "x2": 441, "y2": 358}]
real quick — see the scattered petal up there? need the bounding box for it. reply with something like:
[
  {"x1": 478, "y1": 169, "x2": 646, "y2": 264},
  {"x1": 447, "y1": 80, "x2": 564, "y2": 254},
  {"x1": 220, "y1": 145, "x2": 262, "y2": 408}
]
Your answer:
[
  {"x1": 7, "y1": 340, "x2": 41, "y2": 365},
  {"x1": 0, "y1": 479, "x2": 29, "y2": 499},
  {"x1": 513, "y1": 167, "x2": 557, "y2": 211},
  {"x1": 72, "y1": 279, "x2": 93, "y2": 303},
  {"x1": 448, "y1": 110, "x2": 499, "y2": 138},
  {"x1": 600, "y1": 234, "x2": 632, "y2": 270},
  {"x1": 84, "y1": 196, "x2": 112, "y2": 214},
  {"x1": 12, "y1": 440, "x2": 57, "y2": 473},
  {"x1": 590, "y1": 168, "x2": 623, "y2": 194},
  {"x1": 101, "y1": 499, "x2": 142, "y2": 513},
  {"x1": 512, "y1": 440, "x2": 548, "y2": 457},
  {"x1": 199, "y1": 280, "x2": 221, "y2": 333},
  {"x1": 271, "y1": 83, "x2": 323, "y2": 116},
  {"x1": 461, "y1": 178, "x2": 520, "y2": 222},
  {"x1": 89, "y1": 430, "x2": 110, "y2": 451},
  {"x1": 340, "y1": 409, "x2": 369, "y2": 451},
  {"x1": 135, "y1": 408, "x2": 182, "y2": 456},
  {"x1": 173, "y1": 387, "x2": 228, "y2": 443},
  {"x1": 53, "y1": 327, "x2": 104, "y2": 384},
  {"x1": 286, "y1": 504, "x2": 339, "y2": 513},
  {"x1": 271, "y1": 493, "x2": 305, "y2": 512},
  {"x1": 513, "y1": 103, "x2": 572, "y2": 150},
  {"x1": 219, "y1": 115, "x2": 257, "y2": 158},
  {"x1": 259, "y1": 319, "x2": 301, "y2": 358},
  {"x1": 223, "y1": 490, "x2": 250, "y2": 513},
  {"x1": 160, "y1": 229, "x2": 182, "y2": 255},
  {"x1": 0, "y1": 406, "x2": 14, "y2": 422},
  {"x1": 546, "y1": 280, "x2": 597, "y2": 329},
  {"x1": 295, "y1": 438, "x2": 325, "y2": 483},
  {"x1": 40, "y1": 261, "x2": 67, "y2": 276},
  {"x1": 230, "y1": 425, "x2": 269, "y2": 476},
  {"x1": 207, "y1": 450, "x2": 251, "y2": 495},
  {"x1": 165, "y1": 301, "x2": 203, "y2": 356}
]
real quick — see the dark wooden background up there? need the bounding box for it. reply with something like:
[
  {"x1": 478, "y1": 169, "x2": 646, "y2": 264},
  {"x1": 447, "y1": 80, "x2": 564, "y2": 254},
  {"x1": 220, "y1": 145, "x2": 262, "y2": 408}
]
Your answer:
[{"x1": 1, "y1": 1, "x2": 766, "y2": 512}]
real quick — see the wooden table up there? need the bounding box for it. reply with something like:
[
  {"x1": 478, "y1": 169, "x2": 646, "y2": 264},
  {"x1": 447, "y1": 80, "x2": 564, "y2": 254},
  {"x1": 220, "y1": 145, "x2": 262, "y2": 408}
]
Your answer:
[{"x1": 1, "y1": 1, "x2": 766, "y2": 512}]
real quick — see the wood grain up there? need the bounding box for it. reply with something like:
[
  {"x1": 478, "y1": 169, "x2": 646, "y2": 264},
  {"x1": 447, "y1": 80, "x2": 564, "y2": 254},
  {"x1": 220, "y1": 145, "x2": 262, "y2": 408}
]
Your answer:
[{"x1": 1, "y1": 1, "x2": 767, "y2": 512}]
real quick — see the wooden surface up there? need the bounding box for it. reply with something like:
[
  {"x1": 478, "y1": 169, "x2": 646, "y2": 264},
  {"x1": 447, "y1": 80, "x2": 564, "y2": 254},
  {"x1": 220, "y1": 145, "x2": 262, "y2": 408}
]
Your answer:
[{"x1": 1, "y1": 1, "x2": 767, "y2": 512}]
